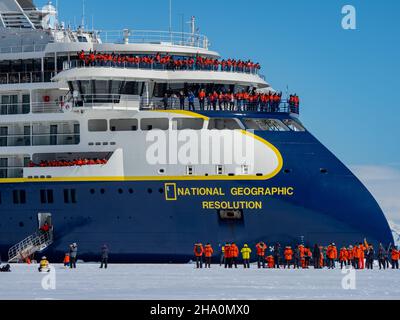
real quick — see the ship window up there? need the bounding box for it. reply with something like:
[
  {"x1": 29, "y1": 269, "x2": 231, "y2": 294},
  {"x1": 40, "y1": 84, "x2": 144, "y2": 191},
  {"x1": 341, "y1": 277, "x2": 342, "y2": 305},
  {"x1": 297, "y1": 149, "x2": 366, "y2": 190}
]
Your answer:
[
  {"x1": 172, "y1": 118, "x2": 204, "y2": 130},
  {"x1": 208, "y1": 119, "x2": 242, "y2": 130},
  {"x1": 140, "y1": 118, "x2": 169, "y2": 131},
  {"x1": 110, "y1": 119, "x2": 138, "y2": 131},
  {"x1": 243, "y1": 119, "x2": 289, "y2": 131},
  {"x1": 216, "y1": 165, "x2": 224, "y2": 175},
  {"x1": 186, "y1": 166, "x2": 194, "y2": 175},
  {"x1": 282, "y1": 119, "x2": 306, "y2": 132},
  {"x1": 13, "y1": 190, "x2": 26, "y2": 204},
  {"x1": 40, "y1": 190, "x2": 54, "y2": 204},
  {"x1": 88, "y1": 119, "x2": 107, "y2": 132},
  {"x1": 242, "y1": 165, "x2": 249, "y2": 175},
  {"x1": 64, "y1": 189, "x2": 77, "y2": 204}
]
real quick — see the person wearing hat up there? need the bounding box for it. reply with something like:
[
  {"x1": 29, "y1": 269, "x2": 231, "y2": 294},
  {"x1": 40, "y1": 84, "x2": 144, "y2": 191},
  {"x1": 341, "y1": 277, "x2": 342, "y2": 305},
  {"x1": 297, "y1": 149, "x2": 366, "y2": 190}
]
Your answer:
[
  {"x1": 69, "y1": 243, "x2": 78, "y2": 269},
  {"x1": 240, "y1": 244, "x2": 252, "y2": 269},
  {"x1": 284, "y1": 246, "x2": 293, "y2": 269},
  {"x1": 38, "y1": 256, "x2": 49, "y2": 272}
]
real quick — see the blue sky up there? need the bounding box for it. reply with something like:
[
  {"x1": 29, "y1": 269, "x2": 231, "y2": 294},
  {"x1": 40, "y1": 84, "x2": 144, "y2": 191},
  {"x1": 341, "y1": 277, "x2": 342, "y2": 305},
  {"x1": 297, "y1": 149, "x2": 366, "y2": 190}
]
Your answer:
[{"x1": 38, "y1": 0, "x2": 399, "y2": 168}]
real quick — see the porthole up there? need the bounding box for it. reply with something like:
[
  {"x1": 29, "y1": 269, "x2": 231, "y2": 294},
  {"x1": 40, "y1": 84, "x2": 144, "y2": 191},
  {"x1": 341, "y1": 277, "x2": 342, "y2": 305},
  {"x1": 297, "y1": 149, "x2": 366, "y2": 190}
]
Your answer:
[
  {"x1": 19, "y1": 222, "x2": 24, "y2": 227},
  {"x1": 128, "y1": 189, "x2": 134, "y2": 194},
  {"x1": 320, "y1": 168, "x2": 328, "y2": 174},
  {"x1": 90, "y1": 189, "x2": 95, "y2": 194},
  {"x1": 158, "y1": 188, "x2": 164, "y2": 194},
  {"x1": 118, "y1": 188, "x2": 123, "y2": 194},
  {"x1": 100, "y1": 189, "x2": 105, "y2": 194},
  {"x1": 158, "y1": 168, "x2": 165, "y2": 174},
  {"x1": 147, "y1": 188, "x2": 153, "y2": 194},
  {"x1": 284, "y1": 169, "x2": 292, "y2": 174}
]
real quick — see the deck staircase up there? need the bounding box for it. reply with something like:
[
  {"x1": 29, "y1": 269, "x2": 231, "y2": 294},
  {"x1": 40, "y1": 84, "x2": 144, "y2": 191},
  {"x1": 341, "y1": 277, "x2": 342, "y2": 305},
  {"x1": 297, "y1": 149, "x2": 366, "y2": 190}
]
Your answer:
[{"x1": 8, "y1": 229, "x2": 53, "y2": 263}]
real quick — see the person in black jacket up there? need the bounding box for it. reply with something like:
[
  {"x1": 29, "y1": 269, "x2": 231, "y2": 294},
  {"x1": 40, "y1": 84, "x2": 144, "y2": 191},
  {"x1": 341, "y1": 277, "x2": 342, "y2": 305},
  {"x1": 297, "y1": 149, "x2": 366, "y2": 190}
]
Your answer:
[
  {"x1": 313, "y1": 244, "x2": 321, "y2": 269},
  {"x1": 366, "y1": 245, "x2": 375, "y2": 269},
  {"x1": 273, "y1": 243, "x2": 281, "y2": 269},
  {"x1": 377, "y1": 243, "x2": 387, "y2": 270},
  {"x1": 100, "y1": 244, "x2": 109, "y2": 269}
]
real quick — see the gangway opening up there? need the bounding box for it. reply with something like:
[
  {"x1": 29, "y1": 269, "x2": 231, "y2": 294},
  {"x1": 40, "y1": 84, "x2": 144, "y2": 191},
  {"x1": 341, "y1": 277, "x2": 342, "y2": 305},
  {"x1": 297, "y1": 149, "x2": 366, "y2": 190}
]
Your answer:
[{"x1": 8, "y1": 213, "x2": 54, "y2": 263}]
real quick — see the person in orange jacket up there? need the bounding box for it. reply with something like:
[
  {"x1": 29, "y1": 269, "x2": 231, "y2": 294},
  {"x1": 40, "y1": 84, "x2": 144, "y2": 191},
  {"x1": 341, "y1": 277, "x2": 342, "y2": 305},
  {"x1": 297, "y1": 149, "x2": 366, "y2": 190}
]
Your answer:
[
  {"x1": 224, "y1": 243, "x2": 232, "y2": 268},
  {"x1": 298, "y1": 245, "x2": 305, "y2": 268},
  {"x1": 266, "y1": 255, "x2": 275, "y2": 268},
  {"x1": 256, "y1": 242, "x2": 267, "y2": 269},
  {"x1": 352, "y1": 244, "x2": 361, "y2": 269},
  {"x1": 63, "y1": 253, "x2": 70, "y2": 267},
  {"x1": 327, "y1": 243, "x2": 338, "y2": 269},
  {"x1": 391, "y1": 246, "x2": 399, "y2": 269},
  {"x1": 284, "y1": 246, "x2": 293, "y2": 269},
  {"x1": 339, "y1": 247, "x2": 348, "y2": 269},
  {"x1": 304, "y1": 247, "x2": 312, "y2": 269},
  {"x1": 347, "y1": 246, "x2": 355, "y2": 268},
  {"x1": 230, "y1": 242, "x2": 239, "y2": 268},
  {"x1": 193, "y1": 243, "x2": 204, "y2": 269},
  {"x1": 204, "y1": 243, "x2": 214, "y2": 268},
  {"x1": 358, "y1": 240, "x2": 368, "y2": 270}
]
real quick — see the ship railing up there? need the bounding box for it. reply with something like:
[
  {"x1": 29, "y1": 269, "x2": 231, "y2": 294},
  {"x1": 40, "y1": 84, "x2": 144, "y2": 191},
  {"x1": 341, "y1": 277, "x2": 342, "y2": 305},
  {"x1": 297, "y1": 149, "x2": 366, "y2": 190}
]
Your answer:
[
  {"x1": 75, "y1": 94, "x2": 299, "y2": 114},
  {"x1": 0, "y1": 43, "x2": 47, "y2": 54},
  {"x1": 0, "y1": 71, "x2": 56, "y2": 85},
  {"x1": 0, "y1": 132, "x2": 80, "y2": 147},
  {"x1": 63, "y1": 60, "x2": 261, "y2": 76},
  {"x1": 8, "y1": 229, "x2": 54, "y2": 263},
  {"x1": 99, "y1": 29, "x2": 210, "y2": 49}
]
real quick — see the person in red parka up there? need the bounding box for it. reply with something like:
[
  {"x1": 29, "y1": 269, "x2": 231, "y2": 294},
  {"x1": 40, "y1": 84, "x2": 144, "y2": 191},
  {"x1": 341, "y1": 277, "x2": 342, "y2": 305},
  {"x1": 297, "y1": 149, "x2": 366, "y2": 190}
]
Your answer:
[
  {"x1": 284, "y1": 246, "x2": 293, "y2": 269},
  {"x1": 193, "y1": 243, "x2": 204, "y2": 269},
  {"x1": 224, "y1": 243, "x2": 232, "y2": 268},
  {"x1": 204, "y1": 243, "x2": 214, "y2": 268},
  {"x1": 230, "y1": 242, "x2": 239, "y2": 269},
  {"x1": 256, "y1": 242, "x2": 267, "y2": 269}
]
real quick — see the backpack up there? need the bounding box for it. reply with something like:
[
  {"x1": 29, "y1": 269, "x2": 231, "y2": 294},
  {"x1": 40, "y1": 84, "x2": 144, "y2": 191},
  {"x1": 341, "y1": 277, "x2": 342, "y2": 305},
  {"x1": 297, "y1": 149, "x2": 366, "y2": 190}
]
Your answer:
[{"x1": 195, "y1": 245, "x2": 202, "y2": 254}]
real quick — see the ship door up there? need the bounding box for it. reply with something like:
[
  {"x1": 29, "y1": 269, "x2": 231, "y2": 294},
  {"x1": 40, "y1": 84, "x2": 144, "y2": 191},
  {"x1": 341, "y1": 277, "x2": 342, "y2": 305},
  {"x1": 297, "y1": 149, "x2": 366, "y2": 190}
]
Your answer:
[{"x1": 38, "y1": 213, "x2": 52, "y2": 229}]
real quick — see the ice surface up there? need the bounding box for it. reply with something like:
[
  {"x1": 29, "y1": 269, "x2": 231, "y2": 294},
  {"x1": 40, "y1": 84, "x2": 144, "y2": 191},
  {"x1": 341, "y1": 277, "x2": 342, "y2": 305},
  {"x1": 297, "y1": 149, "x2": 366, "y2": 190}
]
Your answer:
[{"x1": 0, "y1": 263, "x2": 399, "y2": 300}]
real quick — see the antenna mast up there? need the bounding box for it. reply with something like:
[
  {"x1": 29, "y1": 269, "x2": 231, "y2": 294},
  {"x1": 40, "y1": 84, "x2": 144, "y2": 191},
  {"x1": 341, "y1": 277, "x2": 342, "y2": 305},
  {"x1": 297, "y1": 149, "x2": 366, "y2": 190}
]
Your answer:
[
  {"x1": 81, "y1": 0, "x2": 85, "y2": 29},
  {"x1": 169, "y1": 0, "x2": 172, "y2": 41}
]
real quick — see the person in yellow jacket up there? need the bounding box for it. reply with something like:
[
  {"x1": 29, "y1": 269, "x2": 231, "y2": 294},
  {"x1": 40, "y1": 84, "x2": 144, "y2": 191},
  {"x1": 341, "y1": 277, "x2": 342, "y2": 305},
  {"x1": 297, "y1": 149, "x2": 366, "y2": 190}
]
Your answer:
[
  {"x1": 38, "y1": 256, "x2": 50, "y2": 272},
  {"x1": 241, "y1": 244, "x2": 252, "y2": 269}
]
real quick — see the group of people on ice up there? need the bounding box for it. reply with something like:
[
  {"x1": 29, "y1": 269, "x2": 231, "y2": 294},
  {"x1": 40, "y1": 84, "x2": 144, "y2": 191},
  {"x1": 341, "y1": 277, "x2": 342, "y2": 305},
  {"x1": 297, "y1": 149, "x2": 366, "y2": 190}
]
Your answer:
[
  {"x1": 37, "y1": 243, "x2": 109, "y2": 272},
  {"x1": 193, "y1": 239, "x2": 399, "y2": 270}
]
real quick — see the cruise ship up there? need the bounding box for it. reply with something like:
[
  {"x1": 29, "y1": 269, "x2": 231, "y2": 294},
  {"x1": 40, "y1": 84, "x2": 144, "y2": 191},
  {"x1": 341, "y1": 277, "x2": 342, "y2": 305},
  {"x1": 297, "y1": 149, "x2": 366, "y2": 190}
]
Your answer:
[{"x1": 0, "y1": 0, "x2": 393, "y2": 263}]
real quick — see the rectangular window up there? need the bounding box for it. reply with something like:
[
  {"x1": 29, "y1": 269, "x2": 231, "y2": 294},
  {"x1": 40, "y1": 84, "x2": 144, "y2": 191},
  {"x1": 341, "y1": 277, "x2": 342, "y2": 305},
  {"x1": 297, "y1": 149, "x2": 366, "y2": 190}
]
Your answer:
[
  {"x1": 110, "y1": 119, "x2": 138, "y2": 132},
  {"x1": 13, "y1": 190, "x2": 26, "y2": 204},
  {"x1": 208, "y1": 119, "x2": 242, "y2": 130},
  {"x1": 172, "y1": 118, "x2": 204, "y2": 130},
  {"x1": 216, "y1": 165, "x2": 224, "y2": 175},
  {"x1": 64, "y1": 189, "x2": 77, "y2": 204},
  {"x1": 140, "y1": 118, "x2": 169, "y2": 131},
  {"x1": 186, "y1": 166, "x2": 194, "y2": 175},
  {"x1": 40, "y1": 190, "x2": 54, "y2": 204},
  {"x1": 88, "y1": 119, "x2": 107, "y2": 132},
  {"x1": 243, "y1": 119, "x2": 289, "y2": 132},
  {"x1": 282, "y1": 119, "x2": 306, "y2": 132}
]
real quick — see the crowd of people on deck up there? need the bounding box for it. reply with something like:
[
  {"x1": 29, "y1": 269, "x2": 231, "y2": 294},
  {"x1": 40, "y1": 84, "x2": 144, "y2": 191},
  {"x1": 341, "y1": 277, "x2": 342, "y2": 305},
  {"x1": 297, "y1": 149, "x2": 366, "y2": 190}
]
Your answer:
[
  {"x1": 77, "y1": 50, "x2": 261, "y2": 73},
  {"x1": 28, "y1": 158, "x2": 108, "y2": 168},
  {"x1": 193, "y1": 239, "x2": 399, "y2": 270},
  {"x1": 160, "y1": 89, "x2": 300, "y2": 112}
]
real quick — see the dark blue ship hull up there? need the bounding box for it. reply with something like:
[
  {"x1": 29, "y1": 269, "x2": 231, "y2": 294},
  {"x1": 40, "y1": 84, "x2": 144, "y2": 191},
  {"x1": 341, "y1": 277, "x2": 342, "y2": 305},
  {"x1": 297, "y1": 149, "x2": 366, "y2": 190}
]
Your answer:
[{"x1": 0, "y1": 112, "x2": 393, "y2": 263}]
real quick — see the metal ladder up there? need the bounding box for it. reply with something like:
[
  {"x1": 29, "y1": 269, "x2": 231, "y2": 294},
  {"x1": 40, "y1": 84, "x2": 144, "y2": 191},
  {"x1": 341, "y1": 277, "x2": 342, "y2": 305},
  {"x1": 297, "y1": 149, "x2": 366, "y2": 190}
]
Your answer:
[{"x1": 8, "y1": 229, "x2": 54, "y2": 263}]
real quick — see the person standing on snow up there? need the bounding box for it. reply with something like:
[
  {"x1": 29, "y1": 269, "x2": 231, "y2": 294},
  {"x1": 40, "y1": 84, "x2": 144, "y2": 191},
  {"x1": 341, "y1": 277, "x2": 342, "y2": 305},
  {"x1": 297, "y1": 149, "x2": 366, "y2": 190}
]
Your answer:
[
  {"x1": 193, "y1": 243, "x2": 204, "y2": 269},
  {"x1": 69, "y1": 243, "x2": 78, "y2": 269},
  {"x1": 313, "y1": 244, "x2": 321, "y2": 269},
  {"x1": 240, "y1": 244, "x2": 252, "y2": 269},
  {"x1": 273, "y1": 243, "x2": 281, "y2": 269},
  {"x1": 100, "y1": 244, "x2": 109, "y2": 269}
]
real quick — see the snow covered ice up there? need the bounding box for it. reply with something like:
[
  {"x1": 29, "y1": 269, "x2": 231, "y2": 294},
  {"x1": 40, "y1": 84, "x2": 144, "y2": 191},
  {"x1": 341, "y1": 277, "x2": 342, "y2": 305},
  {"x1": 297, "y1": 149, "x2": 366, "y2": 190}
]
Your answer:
[{"x1": 1, "y1": 263, "x2": 400, "y2": 300}]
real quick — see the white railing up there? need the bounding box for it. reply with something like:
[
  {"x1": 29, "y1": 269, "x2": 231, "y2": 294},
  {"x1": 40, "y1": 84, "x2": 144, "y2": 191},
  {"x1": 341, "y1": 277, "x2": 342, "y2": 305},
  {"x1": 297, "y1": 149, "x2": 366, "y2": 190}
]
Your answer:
[
  {"x1": 99, "y1": 29, "x2": 210, "y2": 49},
  {"x1": 0, "y1": 43, "x2": 47, "y2": 54},
  {"x1": 8, "y1": 230, "x2": 53, "y2": 263}
]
